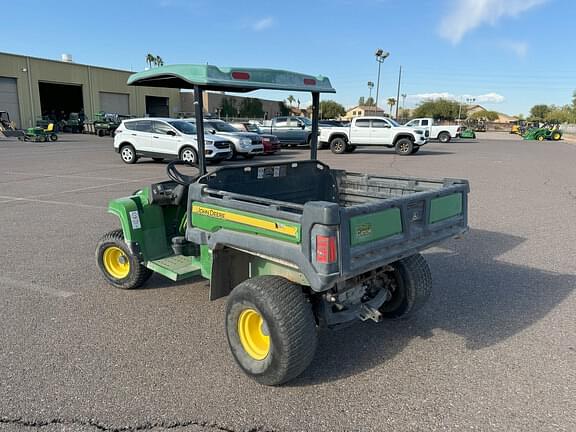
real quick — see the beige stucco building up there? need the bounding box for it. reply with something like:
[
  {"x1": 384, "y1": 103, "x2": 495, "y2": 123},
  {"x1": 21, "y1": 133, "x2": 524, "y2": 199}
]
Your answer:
[
  {"x1": 341, "y1": 105, "x2": 385, "y2": 121},
  {"x1": 0, "y1": 51, "x2": 180, "y2": 128}
]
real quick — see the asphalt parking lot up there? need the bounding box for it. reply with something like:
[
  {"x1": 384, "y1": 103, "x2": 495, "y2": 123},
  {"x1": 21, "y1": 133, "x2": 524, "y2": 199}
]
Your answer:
[{"x1": 0, "y1": 133, "x2": 574, "y2": 432}]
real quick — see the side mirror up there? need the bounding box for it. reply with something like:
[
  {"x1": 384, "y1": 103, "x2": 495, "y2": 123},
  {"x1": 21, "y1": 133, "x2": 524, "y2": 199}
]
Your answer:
[
  {"x1": 210, "y1": 129, "x2": 216, "y2": 134},
  {"x1": 167, "y1": 130, "x2": 176, "y2": 136},
  {"x1": 301, "y1": 124, "x2": 306, "y2": 129}
]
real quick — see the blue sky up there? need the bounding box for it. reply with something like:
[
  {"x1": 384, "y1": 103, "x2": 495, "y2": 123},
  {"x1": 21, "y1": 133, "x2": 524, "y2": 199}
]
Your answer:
[{"x1": 2, "y1": 0, "x2": 575, "y2": 115}]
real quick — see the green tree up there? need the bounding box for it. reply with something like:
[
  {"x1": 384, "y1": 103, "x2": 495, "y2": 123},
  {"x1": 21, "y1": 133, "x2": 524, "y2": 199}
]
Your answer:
[
  {"x1": 572, "y1": 90, "x2": 576, "y2": 111},
  {"x1": 358, "y1": 96, "x2": 366, "y2": 106},
  {"x1": 238, "y1": 98, "x2": 264, "y2": 118},
  {"x1": 529, "y1": 104, "x2": 551, "y2": 121},
  {"x1": 155, "y1": 55, "x2": 164, "y2": 67},
  {"x1": 278, "y1": 102, "x2": 290, "y2": 116},
  {"x1": 413, "y1": 98, "x2": 461, "y2": 120},
  {"x1": 365, "y1": 96, "x2": 375, "y2": 106},
  {"x1": 220, "y1": 97, "x2": 237, "y2": 118},
  {"x1": 145, "y1": 53, "x2": 155, "y2": 69},
  {"x1": 286, "y1": 95, "x2": 295, "y2": 107},
  {"x1": 387, "y1": 98, "x2": 396, "y2": 116},
  {"x1": 319, "y1": 100, "x2": 345, "y2": 119},
  {"x1": 468, "y1": 110, "x2": 499, "y2": 121}
]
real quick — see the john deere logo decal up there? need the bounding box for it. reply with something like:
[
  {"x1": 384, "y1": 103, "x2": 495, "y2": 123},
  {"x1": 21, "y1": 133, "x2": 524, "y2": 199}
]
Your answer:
[{"x1": 356, "y1": 223, "x2": 372, "y2": 238}]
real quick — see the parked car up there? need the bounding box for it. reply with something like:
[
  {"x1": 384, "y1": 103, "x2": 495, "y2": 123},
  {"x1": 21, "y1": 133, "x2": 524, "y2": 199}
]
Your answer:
[
  {"x1": 319, "y1": 116, "x2": 428, "y2": 155},
  {"x1": 231, "y1": 122, "x2": 281, "y2": 155},
  {"x1": 404, "y1": 118, "x2": 462, "y2": 143},
  {"x1": 113, "y1": 118, "x2": 232, "y2": 164},
  {"x1": 200, "y1": 119, "x2": 264, "y2": 159},
  {"x1": 260, "y1": 116, "x2": 314, "y2": 146}
]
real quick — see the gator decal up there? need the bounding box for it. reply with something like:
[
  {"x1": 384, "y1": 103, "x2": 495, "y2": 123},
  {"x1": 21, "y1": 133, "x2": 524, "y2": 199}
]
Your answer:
[
  {"x1": 349, "y1": 208, "x2": 403, "y2": 246},
  {"x1": 192, "y1": 203, "x2": 300, "y2": 243}
]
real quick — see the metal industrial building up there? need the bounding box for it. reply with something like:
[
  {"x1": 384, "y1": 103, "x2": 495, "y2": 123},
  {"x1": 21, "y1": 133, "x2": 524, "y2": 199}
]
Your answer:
[{"x1": 0, "y1": 51, "x2": 180, "y2": 128}]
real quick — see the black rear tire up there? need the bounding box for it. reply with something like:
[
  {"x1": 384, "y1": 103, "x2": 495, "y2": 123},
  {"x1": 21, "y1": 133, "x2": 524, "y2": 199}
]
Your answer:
[
  {"x1": 120, "y1": 144, "x2": 137, "y2": 164},
  {"x1": 379, "y1": 253, "x2": 432, "y2": 319},
  {"x1": 330, "y1": 137, "x2": 347, "y2": 154},
  {"x1": 395, "y1": 138, "x2": 414, "y2": 155},
  {"x1": 226, "y1": 276, "x2": 317, "y2": 386},
  {"x1": 438, "y1": 132, "x2": 451, "y2": 143},
  {"x1": 95, "y1": 229, "x2": 152, "y2": 289}
]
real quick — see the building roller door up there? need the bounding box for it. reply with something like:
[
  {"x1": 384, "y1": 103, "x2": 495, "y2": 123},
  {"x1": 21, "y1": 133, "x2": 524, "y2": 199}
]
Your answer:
[
  {"x1": 99, "y1": 92, "x2": 129, "y2": 115},
  {"x1": 0, "y1": 77, "x2": 21, "y2": 128}
]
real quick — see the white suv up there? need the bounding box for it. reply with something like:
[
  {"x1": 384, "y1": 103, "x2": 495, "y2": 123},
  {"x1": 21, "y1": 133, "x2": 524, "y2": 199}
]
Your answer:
[{"x1": 113, "y1": 118, "x2": 232, "y2": 165}]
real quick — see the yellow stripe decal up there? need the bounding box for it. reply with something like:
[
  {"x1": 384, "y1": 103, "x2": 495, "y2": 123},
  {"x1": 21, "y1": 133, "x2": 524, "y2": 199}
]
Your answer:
[{"x1": 192, "y1": 205, "x2": 298, "y2": 237}]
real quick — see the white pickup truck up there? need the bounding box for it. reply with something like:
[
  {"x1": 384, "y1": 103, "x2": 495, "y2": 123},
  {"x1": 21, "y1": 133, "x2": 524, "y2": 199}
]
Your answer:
[
  {"x1": 319, "y1": 116, "x2": 428, "y2": 155},
  {"x1": 404, "y1": 118, "x2": 462, "y2": 143}
]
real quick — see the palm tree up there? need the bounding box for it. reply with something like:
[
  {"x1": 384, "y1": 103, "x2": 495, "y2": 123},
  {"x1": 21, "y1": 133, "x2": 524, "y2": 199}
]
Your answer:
[
  {"x1": 387, "y1": 98, "x2": 396, "y2": 116},
  {"x1": 155, "y1": 55, "x2": 164, "y2": 67},
  {"x1": 145, "y1": 53, "x2": 155, "y2": 69},
  {"x1": 286, "y1": 95, "x2": 295, "y2": 107}
]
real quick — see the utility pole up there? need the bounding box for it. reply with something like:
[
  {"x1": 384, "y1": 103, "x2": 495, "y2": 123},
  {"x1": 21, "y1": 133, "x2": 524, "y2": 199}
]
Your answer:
[{"x1": 395, "y1": 65, "x2": 402, "y2": 120}]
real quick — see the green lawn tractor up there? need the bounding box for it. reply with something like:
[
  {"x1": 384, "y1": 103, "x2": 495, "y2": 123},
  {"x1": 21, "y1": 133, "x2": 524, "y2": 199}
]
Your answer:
[
  {"x1": 523, "y1": 124, "x2": 562, "y2": 141},
  {"x1": 96, "y1": 64, "x2": 470, "y2": 385},
  {"x1": 19, "y1": 123, "x2": 58, "y2": 142},
  {"x1": 459, "y1": 128, "x2": 476, "y2": 139},
  {"x1": 94, "y1": 112, "x2": 128, "y2": 137}
]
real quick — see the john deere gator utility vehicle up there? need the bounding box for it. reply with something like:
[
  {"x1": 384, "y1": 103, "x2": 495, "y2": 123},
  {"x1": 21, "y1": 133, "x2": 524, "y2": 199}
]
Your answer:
[{"x1": 96, "y1": 64, "x2": 470, "y2": 385}]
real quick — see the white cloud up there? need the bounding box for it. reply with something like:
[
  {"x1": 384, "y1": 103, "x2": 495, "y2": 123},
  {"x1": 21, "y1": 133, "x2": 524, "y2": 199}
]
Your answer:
[
  {"x1": 252, "y1": 17, "x2": 274, "y2": 31},
  {"x1": 501, "y1": 40, "x2": 528, "y2": 58},
  {"x1": 439, "y1": 0, "x2": 548, "y2": 44},
  {"x1": 408, "y1": 92, "x2": 505, "y2": 104}
]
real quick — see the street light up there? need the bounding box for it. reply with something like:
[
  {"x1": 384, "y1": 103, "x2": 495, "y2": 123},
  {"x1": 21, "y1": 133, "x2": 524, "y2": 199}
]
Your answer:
[
  {"x1": 401, "y1": 93, "x2": 407, "y2": 121},
  {"x1": 367, "y1": 81, "x2": 374, "y2": 101},
  {"x1": 374, "y1": 49, "x2": 390, "y2": 110}
]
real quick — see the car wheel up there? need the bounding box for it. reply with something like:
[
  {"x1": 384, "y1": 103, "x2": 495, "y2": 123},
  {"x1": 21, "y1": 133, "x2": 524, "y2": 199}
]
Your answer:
[
  {"x1": 330, "y1": 137, "x2": 347, "y2": 154},
  {"x1": 379, "y1": 253, "x2": 432, "y2": 319},
  {"x1": 95, "y1": 229, "x2": 152, "y2": 289},
  {"x1": 395, "y1": 138, "x2": 414, "y2": 155},
  {"x1": 120, "y1": 144, "x2": 137, "y2": 164},
  {"x1": 438, "y1": 132, "x2": 451, "y2": 143},
  {"x1": 50, "y1": 134, "x2": 58, "y2": 142},
  {"x1": 179, "y1": 146, "x2": 198, "y2": 164},
  {"x1": 226, "y1": 276, "x2": 317, "y2": 386}
]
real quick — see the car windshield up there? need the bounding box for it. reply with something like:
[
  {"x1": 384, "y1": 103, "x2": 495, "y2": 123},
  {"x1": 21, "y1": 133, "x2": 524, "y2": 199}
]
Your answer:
[
  {"x1": 300, "y1": 117, "x2": 312, "y2": 126},
  {"x1": 388, "y1": 119, "x2": 400, "y2": 127},
  {"x1": 169, "y1": 120, "x2": 196, "y2": 134},
  {"x1": 244, "y1": 123, "x2": 261, "y2": 133},
  {"x1": 206, "y1": 121, "x2": 239, "y2": 132}
]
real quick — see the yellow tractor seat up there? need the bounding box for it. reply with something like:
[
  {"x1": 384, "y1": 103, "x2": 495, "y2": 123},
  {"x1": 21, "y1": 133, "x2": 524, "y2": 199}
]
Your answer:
[{"x1": 45, "y1": 123, "x2": 54, "y2": 133}]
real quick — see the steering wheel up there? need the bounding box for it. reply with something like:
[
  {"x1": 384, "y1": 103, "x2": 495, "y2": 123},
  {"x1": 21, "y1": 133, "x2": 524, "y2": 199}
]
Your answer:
[{"x1": 166, "y1": 160, "x2": 201, "y2": 185}]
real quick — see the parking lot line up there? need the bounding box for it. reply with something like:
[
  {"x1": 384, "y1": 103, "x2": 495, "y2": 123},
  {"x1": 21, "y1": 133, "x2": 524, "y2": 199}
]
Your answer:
[
  {"x1": 0, "y1": 195, "x2": 106, "y2": 209},
  {"x1": 0, "y1": 276, "x2": 76, "y2": 298}
]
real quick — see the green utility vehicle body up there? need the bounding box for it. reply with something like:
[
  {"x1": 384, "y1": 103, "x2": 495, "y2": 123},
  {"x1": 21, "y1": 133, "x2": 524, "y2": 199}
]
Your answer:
[{"x1": 98, "y1": 64, "x2": 470, "y2": 385}]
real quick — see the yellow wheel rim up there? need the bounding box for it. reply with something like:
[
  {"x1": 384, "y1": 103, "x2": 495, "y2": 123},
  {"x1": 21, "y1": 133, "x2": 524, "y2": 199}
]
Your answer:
[
  {"x1": 238, "y1": 308, "x2": 270, "y2": 360},
  {"x1": 102, "y1": 246, "x2": 130, "y2": 279},
  {"x1": 537, "y1": 135, "x2": 545, "y2": 141}
]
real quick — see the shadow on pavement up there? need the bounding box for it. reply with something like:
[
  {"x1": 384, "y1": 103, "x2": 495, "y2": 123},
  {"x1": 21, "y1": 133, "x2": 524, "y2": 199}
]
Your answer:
[{"x1": 291, "y1": 228, "x2": 574, "y2": 385}]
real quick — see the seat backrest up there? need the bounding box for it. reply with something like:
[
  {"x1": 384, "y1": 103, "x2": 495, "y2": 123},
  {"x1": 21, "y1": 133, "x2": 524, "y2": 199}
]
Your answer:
[
  {"x1": 46, "y1": 123, "x2": 54, "y2": 132},
  {"x1": 200, "y1": 161, "x2": 338, "y2": 204}
]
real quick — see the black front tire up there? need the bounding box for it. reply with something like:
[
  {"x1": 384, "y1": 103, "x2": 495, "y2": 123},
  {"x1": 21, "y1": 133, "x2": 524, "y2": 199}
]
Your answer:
[
  {"x1": 226, "y1": 276, "x2": 317, "y2": 386},
  {"x1": 438, "y1": 132, "x2": 451, "y2": 143},
  {"x1": 330, "y1": 137, "x2": 347, "y2": 154},
  {"x1": 179, "y1": 146, "x2": 198, "y2": 164},
  {"x1": 95, "y1": 229, "x2": 152, "y2": 289},
  {"x1": 395, "y1": 138, "x2": 414, "y2": 155},
  {"x1": 379, "y1": 253, "x2": 432, "y2": 319},
  {"x1": 50, "y1": 134, "x2": 58, "y2": 141}
]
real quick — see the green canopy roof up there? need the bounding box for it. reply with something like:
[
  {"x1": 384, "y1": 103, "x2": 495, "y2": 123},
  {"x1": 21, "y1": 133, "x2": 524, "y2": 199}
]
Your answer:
[{"x1": 127, "y1": 64, "x2": 335, "y2": 93}]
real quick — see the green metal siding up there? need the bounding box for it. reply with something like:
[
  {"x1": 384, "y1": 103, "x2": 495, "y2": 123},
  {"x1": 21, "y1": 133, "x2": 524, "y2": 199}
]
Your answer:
[
  {"x1": 429, "y1": 193, "x2": 463, "y2": 224},
  {"x1": 349, "y1": 208, "x2": 403, "y2": 246}
]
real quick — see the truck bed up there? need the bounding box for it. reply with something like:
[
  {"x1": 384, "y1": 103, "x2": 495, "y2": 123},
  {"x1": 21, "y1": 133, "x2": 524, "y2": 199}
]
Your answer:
[{"x1": 188, "y1": 160, "x2": 469, "y2": 289}]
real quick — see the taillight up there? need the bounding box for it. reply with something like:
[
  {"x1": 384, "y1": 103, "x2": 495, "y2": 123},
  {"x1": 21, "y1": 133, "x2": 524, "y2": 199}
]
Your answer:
[{"x1": 316, "y1": 235, "x2": 337, "y2": 264}]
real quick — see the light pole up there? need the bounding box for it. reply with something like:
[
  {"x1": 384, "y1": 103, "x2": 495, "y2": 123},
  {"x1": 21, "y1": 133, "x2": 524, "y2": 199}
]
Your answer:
[
  {"x1": 367, "y1": 81, "x2": 374, "y2": 101},
  {"x1": 401, "y1": 93, "x2": 407, "y2": 121},
  {"x1": 459, "y1": 97, "x2": 475, "y2": 122},
  {"x1": 374, "y1": 48, "x2": 390, "y2": 110}
]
